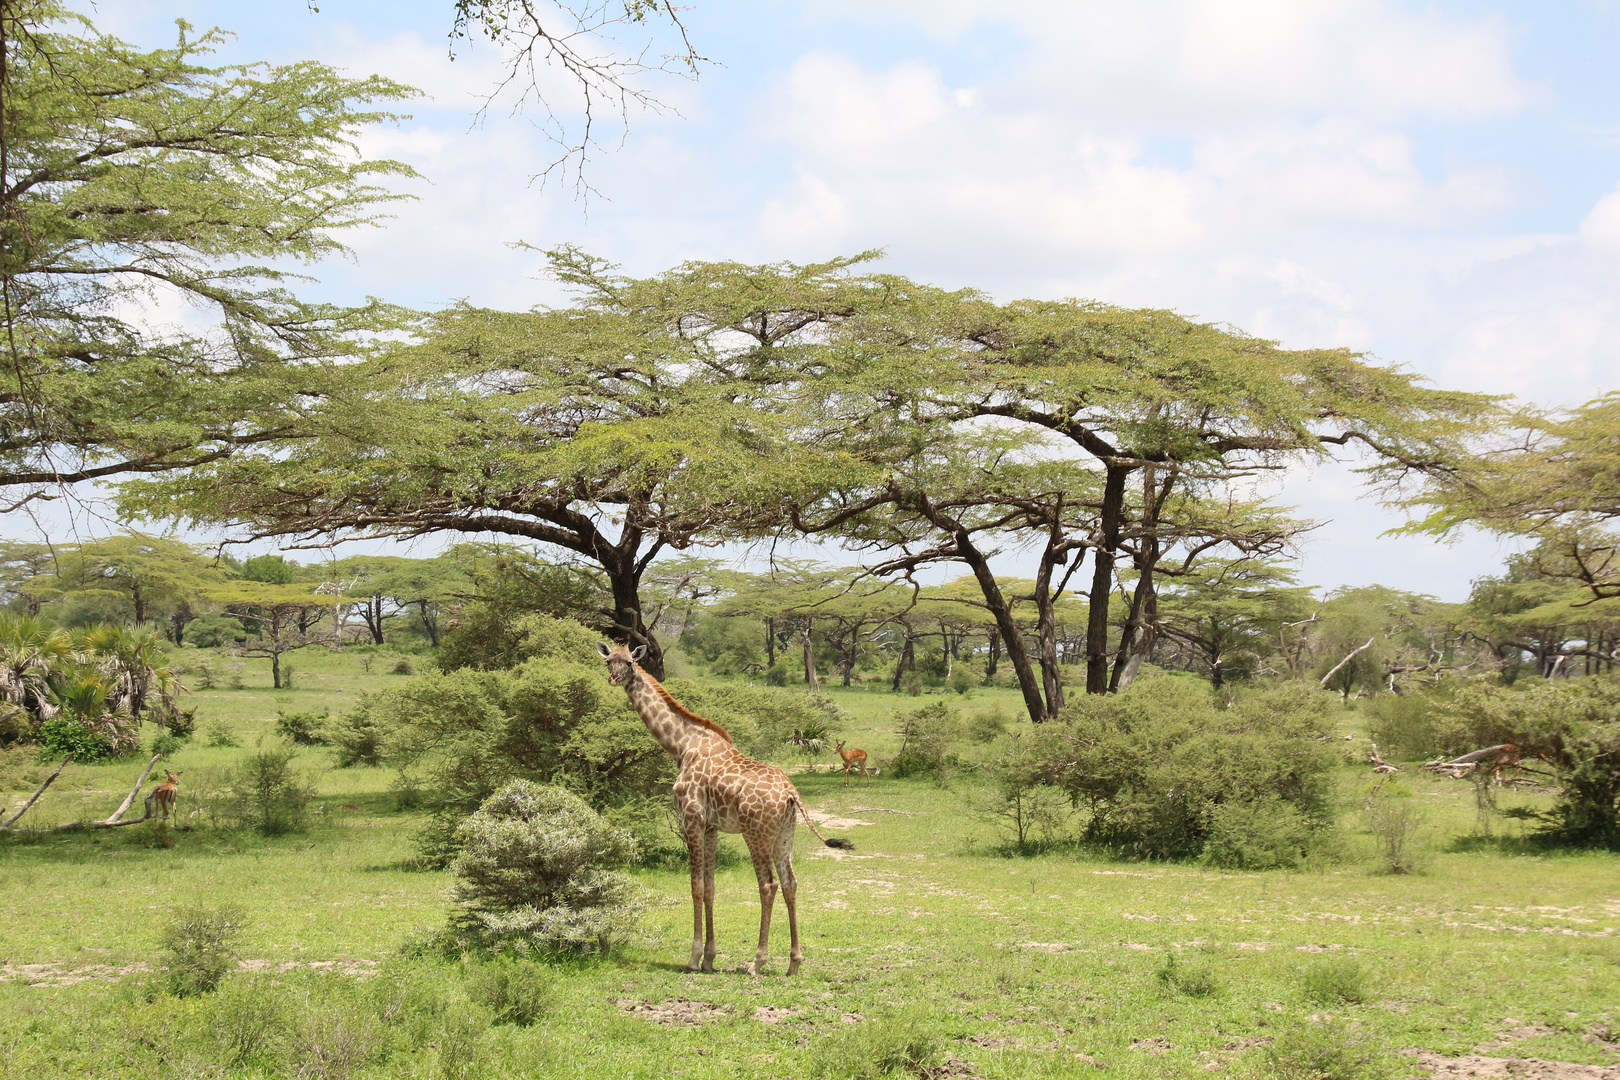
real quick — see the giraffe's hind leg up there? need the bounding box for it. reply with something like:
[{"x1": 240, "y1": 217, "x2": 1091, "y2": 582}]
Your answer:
[
  {"x1": 775, "y1": 823, "x2": 802, "y2": 975},
  {"x1": 744, "y1": 829, "x2": 779, "y2": 976}
]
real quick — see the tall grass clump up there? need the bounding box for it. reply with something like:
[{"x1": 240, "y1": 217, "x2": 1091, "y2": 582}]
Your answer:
[
  {"x1": 1363, "y1": 785, "x2": 1428, "y2": 874},
  {"x1": 1302, "y1": 958, "x2": 1370, "y2": 1005},
  {"x1": 1266, "y1": 1019, "x2": 1381, "y2": 1080},
  {"x1": 812, "y1": 1011, "x2": 943, "y2": 1079}
]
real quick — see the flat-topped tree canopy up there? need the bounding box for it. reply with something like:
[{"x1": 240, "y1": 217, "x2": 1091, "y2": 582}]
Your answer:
[
  {"x1": 118, "y1": 250, "x2": 896, "y2": 678},
  {"x1": 0, "y1": 1, "x2": 418, "y2": 506},
  {"x1": 807, "y1": 291, "x2": 1502, "y2": 693}
]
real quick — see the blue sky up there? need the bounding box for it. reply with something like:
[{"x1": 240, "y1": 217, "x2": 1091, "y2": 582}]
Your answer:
[{"x1": 39, "y1": 0, "x2": 1620, "y2": 598}]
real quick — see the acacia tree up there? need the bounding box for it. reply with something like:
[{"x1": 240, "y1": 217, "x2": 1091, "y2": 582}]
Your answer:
[
  {"x1": 791, "y1": 425, "x2": 1308, "y2": 721},
  {"x1": 813, "y1": 292, "x2": 1501, "y2": 695},
  {"x1": 1151, "y1": 558, "x2": 1312, "y2": 689},
  {"x1": 121, "y1": 251, "x2": 880, "y2": 677},
  {"x1": 0, "y1": 1, "x2": 416, "y2": 508}
]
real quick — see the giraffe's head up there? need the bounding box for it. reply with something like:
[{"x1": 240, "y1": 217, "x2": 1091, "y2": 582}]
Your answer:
[{"x1": 596, "y1": 641, "x2": 647, "y2": 686}]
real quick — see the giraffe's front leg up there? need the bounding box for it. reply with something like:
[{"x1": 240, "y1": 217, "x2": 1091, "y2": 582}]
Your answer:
[
  {"x1": 684, "y1": 819, "x2": 707, "y2": 972},
  {"x1": 702, "y1": 828, "x2": 719, "y2": 973}
]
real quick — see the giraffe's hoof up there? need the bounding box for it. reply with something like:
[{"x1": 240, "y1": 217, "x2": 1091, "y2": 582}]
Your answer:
[
  {"x1": 787, "y1": 959, "x2": 801, "y2": 976},
  {"x1": 743, "y1": 961, "x2": 758, "y2": 976},
  {"x1": 700, "y1": 960, "x2": 715, "y2": 974}
]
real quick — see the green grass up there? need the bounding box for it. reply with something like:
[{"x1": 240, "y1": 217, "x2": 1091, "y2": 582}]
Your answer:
[{"x1": 3, "y1": 660, "x2": 1619, "y2": 1078}]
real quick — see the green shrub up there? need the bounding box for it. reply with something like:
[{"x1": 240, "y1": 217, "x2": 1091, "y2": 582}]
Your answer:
[
  {"x1": 183, "y1": 614, "x2": 247, "y2": 649},
  {"x1": 445, "y1": 781, "x2": 648, "y2": 956},
  {"x1": 1364, "y1": 691, "x2": 1469, "y2": 761},
  {"x1": 967, "y1": 704, "x2": 1010, "y2": 743},
  {"x1": 323, "y1": 706, "x2": 389, "y2": 767},
  {"x1": 1203, "y1": 798, "x2": 1317, "y2": 870},
  {"x1": 226, "y1": 747, "x2": 316, "y2": 835},
  {"x1": 390, "y1": 657, "x2": 414, "y2": 676},
  {"x1": 948, "y1": 668, "x2": 975, "y2": 695},
  {"x1": 207, "y1": 973, "x2": 286, "y2": 1066},
  {"x1": 274, "y1": 708, "x2": 330, "y2": 746},
  {"x1": 1032, "y1": 678, "x2": 1339, "y2": 860},
  {"x1": 1155, "y1": 950, "x2": 1220, "y2": 997},
  {"x1": 150, "y1": 732, "x2": 185, "y2": 759},
  {"x1": 203, "y1": 722, "x2": 240, "y2": 748},
  {"x1": 465, "y1": 955, "x2": 553, "y2": 1026},
  {"x1": 764, "y1": 663, "x2": 787, "y2": 686},
  {"x1": 1302, "y1": 958, "x2": 1370, "y2": 1005},
  {"x1": 157, "y1": 904, "x2": 247, "y2": 997},
  {"x1": 1439, "y1": 676, "x2": 1620, "y2": 849},
  {"x1": 888, "y1": 702, "x2": 962, "y2": 780},
  {"x1": 37, "y1": 716, "x2": 118, "y2": 762}
]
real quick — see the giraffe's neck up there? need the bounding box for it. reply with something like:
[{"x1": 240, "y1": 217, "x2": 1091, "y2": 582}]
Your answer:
[{"x1": 625, "y1": 665, "x2": 712, "y2": 763}]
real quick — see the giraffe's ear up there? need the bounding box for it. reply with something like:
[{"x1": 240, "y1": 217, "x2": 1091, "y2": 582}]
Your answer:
[
  {"x1": 629, "y1": 645, "x2": 647, "y2": 662},
  {"x1": 595, "y1": 642, "x2": 612, "y2": 658}
]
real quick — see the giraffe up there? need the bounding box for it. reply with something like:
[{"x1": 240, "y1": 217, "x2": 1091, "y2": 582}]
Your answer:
[{"x1": 597, "y1": 641, "x2": 849, "y2": 975}]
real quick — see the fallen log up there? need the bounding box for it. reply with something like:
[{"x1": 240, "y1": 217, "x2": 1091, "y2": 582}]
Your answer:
[
  {"x1": 1370, "y1": 743, "x2": 1400, "y2": 774},
  {"x1": 1, "y1": 759, "x2": 68, "y2": 830},
  {"x1": 103, "y1": 754, "x2": 161, "y2": 825}
]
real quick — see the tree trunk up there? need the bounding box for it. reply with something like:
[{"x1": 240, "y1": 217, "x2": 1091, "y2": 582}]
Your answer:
[
  {"x1": 417, "y1": 600, "x2": 440, "y2": 647},
  {"x1": 891, "y1": 632, "x2": 916, "y2": 691},
  {"x1": 765, "y1": 618, "x2": 776, "y2": 668},
  {"x1": 803, "y1": 622, "x2": 820, "y2": 689},
  {"x1": 604, "y1": 561, "x2": 664, "y2": 679},
  {"x1": 1086, "y1": 465, "x2": 1130, "y2": 693},
  {"x1": 951, "y1": 528, "x2": 1049, "y2": 722},
  {"x1": 987, "y1": 630, "x2": 1001, "y2": 677},
  {"x1": 132, "y1": 582, "x2": 146, "y2": 625}
]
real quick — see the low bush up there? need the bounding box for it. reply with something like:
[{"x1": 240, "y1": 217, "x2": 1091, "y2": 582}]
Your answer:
[
  {"x1": 1439, "y1": 676, "x2": 1620, "y2": 849},
  {"x1": 202, "y1": 722, "x2": 240, "y2": 748},
  {"x1": 443, "y1": 781, "x2": 648, "y2": 956},
  {"x1": 1203, "y1": 798, "x2": 1317, "y2": 870},
  {"x1": 226, "y1": 747, "x2": 316, "y2": 835},
  {"x1": 1155, "y1": 950, "x2": 1220, "y2": 997},
  {"x1": 888, "y1": 702, "x2": 962, "y2": 780},
  {"x1": 150, "y1": 732, "x2": 185, "y2": 759},
  {"x1": 1031, "y1": 678, "x2": 1339, "y2": 860},
  {"x1": 465, "y1": 955, "x2": 553, "y2": 1026},
  {"x1": 1267, "y1": 1019, "x2": 1380, "y2": 1080},
  {"x1": 967, "y1": 704, "x2": 1010, "y2": 743},
  {"x1": 812, "y1": 1011, "x2": 943, "y2": 1080},
  {"x1": 1363, "y1": 786, "x2": 1427, "y2": 874},
  {"x1": 323, "y1": 706, "x2": 389, "y2": 767},
  {"x1": 1363, "y1": 691, "x2": 1467, "y2": 761},
  {"x1": 157, "y1": 903, "x2": 247, "y2": 997},
  {"x1": 390, "y1": 657, "x2": 414, "y2": 676},
  {"x1": 274, "y1": 709, "x2": 330, "y2": 746},
  {"x1": 1302, "y1": 957, "x2": 1370, "y2": 1005},
  {"x1": 37, "y1": 715, "x2": 121, "y2": 762}
]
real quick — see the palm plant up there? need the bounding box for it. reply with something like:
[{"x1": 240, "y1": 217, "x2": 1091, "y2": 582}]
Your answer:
[
  {"x1": 46, "y1": 670, "x2": 140, "y2": 758},
  {"x1": 0, "y1": 615, "x2": 72, "y2": 738},
  {"x1": 75, "y1": 623, "x2": 185, "y2": 725}
]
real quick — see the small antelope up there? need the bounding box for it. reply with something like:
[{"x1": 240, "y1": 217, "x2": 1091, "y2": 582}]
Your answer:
[
  {"x1": 151, "y1": 771, "x2": 180, "y2": 822},
  {"x1": 835, "y1": 740, "x2": 870, "y2": 788}
]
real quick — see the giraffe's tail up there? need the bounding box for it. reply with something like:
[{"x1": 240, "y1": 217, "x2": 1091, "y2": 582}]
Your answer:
[{"x1": 794, "y1": 798, "x2": 854, "y2": 850}]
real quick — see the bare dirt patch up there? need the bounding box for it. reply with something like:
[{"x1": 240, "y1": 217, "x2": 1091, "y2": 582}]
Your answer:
[
  {"x1": 2, "y1": 958, "x2": 378, "y2": 986},
  {"x1": 752, "y1": 1006, "x2": 798, "y2": 1024},
  {"x1": 806, "y1": 808, "x2": 876, "y2": 830},
  {"x1": 615, "y1": 997, "x2": 730, "y2": 1025},
  {"x1": 1408, "y1": 1051, "x2": 1620, "y2": 1079},
  {"x1": 1131, "y1": 1037, "x2": 1177, "y2": 1055}
]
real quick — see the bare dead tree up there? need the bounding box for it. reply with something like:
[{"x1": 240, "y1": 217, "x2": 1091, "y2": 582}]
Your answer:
[{"x1": 449, "y1": 0, "x2": 710, "y2": 197}]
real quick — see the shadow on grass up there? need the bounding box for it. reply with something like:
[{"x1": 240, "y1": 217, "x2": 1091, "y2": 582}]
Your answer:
[{"x1": 1443, "y1": 833, "x2": 1580, "y2": 857}]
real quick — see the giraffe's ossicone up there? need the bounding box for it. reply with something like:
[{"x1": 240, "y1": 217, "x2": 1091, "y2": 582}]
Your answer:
[{"x1": 597, "y1": 640, "x2": 849, "y2": 975}]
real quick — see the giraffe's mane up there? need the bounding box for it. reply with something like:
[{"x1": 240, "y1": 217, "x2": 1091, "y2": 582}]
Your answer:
[{"x1": 636, "y1": 665, "x2": 733, "y2": 743}]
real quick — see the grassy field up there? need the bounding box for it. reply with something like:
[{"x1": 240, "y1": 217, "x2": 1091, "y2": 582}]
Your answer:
[{"x1": 2, "y1": 652, "x2": 1618, "y2": 1078}]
